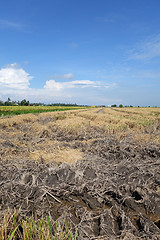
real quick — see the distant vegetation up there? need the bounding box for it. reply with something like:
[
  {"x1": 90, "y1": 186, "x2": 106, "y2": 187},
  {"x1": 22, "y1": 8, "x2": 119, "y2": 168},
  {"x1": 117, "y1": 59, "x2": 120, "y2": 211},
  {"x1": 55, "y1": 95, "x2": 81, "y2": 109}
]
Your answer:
[
  {"x1": 111, "y1": 104, "x2": 133, "y2": 108},
  {"x1": 0, "y1": 106, "x2": 89, "y2": 117},
  {"x1": 0, "y1": 98, "x2": 90, "y2": 117},
  {"x1": 0, "y1": 98, "x2": 88, "y2": 107}
]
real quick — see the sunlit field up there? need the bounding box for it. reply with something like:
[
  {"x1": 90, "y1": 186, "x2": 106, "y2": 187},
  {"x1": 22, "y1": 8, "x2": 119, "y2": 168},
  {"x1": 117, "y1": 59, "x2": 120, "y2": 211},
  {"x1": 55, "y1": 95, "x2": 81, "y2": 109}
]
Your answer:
[{"x1": 0, "y1": 105, "x2": 88, "y2": 117}]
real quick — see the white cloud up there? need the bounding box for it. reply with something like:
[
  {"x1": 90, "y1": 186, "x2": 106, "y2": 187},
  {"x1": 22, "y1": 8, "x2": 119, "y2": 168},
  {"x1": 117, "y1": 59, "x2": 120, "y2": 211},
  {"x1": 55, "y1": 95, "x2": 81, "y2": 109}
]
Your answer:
[
  {"x1": 129, "y1": 34, "x2": 160, "y2": 60},
  {"x1": 44, "y1": 80, "x2": 64, "y2": 90},
  {"x1": 43, "y1": 79, "x2": 112, "y2": 90},
  {"x1": 44, "y1": 80, "x2": 93, "y2": 90},
  {"x1": 0, "y1": 63, "x2": 33, "y2": 89},
  {"x1": 71, "y1": 80, "x2": 94, "y2": 85}
]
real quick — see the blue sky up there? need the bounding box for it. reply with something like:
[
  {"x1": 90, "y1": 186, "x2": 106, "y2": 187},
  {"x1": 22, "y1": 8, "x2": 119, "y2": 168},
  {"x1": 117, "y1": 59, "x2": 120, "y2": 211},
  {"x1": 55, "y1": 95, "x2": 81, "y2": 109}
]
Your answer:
[{"x1": 0, "y1": 0, "x2": 160, "y2": 106}]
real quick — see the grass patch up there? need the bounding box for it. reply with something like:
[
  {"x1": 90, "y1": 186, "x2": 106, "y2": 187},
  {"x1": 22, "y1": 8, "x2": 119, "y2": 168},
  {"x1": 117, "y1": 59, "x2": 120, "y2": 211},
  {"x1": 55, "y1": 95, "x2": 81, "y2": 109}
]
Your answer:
[{"x1": 0, "y1": 210, "x2": 77, "y2": 240}]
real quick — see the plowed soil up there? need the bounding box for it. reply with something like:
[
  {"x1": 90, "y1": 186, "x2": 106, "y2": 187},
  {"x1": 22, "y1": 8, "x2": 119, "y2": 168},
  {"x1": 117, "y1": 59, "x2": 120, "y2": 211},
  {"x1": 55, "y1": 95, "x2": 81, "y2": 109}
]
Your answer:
[{"x1": 0, "y1": 108, "x2": 160, "y2": 239}]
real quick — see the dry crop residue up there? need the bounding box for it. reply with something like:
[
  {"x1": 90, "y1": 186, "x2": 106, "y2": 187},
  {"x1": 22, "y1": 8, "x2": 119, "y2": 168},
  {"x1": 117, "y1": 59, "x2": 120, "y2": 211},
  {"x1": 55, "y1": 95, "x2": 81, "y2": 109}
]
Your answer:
[{"x1": 0, "y1": 108, "x2": 160, "y2": 239}]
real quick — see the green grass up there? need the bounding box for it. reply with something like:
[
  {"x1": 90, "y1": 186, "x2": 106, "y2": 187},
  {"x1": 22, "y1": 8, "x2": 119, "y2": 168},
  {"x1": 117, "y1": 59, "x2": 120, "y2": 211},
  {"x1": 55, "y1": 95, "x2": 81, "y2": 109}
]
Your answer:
[
  {"x1": 0, "y1": 106, "x2": 86, "y2": 117},
  {"x1": 1, "y1": 211, "x2": 77, "y2": 240}
]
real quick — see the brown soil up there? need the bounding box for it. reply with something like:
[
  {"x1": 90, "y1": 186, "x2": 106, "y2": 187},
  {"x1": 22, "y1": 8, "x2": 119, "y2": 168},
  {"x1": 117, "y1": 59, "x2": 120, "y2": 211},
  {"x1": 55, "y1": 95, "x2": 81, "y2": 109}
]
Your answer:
[{"x1": 0, "y1": 109, "x2": 160, "y2": 239}]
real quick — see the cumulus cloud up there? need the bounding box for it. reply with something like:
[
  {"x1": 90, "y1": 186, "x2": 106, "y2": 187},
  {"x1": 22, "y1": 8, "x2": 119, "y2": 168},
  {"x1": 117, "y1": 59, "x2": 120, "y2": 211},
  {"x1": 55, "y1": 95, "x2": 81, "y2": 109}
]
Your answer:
[
  {"x1": 0, "y1": 63, "x2": 33, "y2": 89},
  {"x1": 129, "y1": 34, "x2": 160, "y2": 60},
  {"x1": 44, "y1": 80, "x2": 64, "y2": 90}
]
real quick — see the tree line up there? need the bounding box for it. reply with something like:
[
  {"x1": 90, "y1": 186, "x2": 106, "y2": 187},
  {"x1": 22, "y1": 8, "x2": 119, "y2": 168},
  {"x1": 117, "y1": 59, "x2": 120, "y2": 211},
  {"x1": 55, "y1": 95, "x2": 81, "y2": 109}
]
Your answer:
[
  {"x1": 111, "y1": 104, "x2": 133, "y2": 108},
  {"x1": 0, "y1": 98, "x2": 30, "y2": 106},
  {"x1": 0, "y1": 98, "x2": 88, "y2": 107}
]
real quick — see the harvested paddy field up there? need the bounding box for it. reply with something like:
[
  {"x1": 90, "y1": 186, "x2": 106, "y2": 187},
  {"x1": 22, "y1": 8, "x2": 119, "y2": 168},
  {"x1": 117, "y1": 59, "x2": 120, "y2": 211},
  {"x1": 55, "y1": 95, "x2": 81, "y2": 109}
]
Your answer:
[{"x1": 0, "y1": 107, "x2": 160, "y2": 239}]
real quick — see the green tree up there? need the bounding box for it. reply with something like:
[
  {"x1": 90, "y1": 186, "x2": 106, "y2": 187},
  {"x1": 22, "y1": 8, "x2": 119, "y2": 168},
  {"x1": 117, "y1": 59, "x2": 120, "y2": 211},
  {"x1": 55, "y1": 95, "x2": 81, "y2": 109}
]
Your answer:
[
  {"x1": 111, "y1": 104, "x2": 117, "y2": 107},
  {"x1": 20, "y1": 99, "x2": 30, "y2": 106},
  {"x1": 0, "y1": 100, "x2": 4, "y2": 106},
  {"x1": 119, "y1": 104, "x2": 123, "y2": 108},
  {"x1": 4, "y1": 97, "x2": 12, "y2": 106}
]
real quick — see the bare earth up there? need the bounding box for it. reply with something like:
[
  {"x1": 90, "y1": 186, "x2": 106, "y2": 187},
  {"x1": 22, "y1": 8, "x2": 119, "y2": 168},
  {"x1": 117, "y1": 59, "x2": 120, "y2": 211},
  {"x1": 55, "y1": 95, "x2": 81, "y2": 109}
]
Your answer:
[{"x1": 0, "y1": 108, "x2": 160, "y2": 239}]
